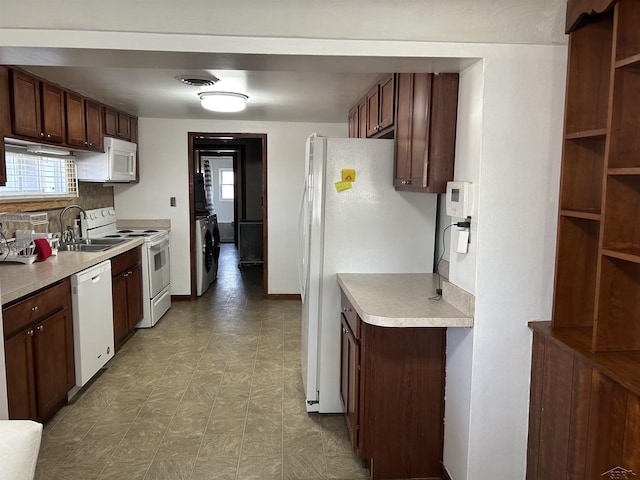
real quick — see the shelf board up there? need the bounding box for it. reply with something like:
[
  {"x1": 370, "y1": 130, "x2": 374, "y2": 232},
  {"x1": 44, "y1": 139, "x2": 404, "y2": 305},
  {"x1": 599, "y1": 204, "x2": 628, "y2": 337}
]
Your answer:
[
  {"x1": 601, "y1": 247, "x2": 640, "y2": 264},
  {"x1": 560, "y1": 209, "x2": 601, "y2": 221},
  {"x1": 615, "y1": 53, "x2": 640, "y2": 70},
  {"x1": 565, "y1": 129, "x2": 608, "y2": 140},
  {"x1": 608, "y1": 167, "x2": 640, "y2": 176}
]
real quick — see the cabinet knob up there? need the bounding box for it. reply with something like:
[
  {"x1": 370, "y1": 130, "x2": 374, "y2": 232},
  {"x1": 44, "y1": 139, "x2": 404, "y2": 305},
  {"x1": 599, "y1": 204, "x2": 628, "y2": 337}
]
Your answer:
[
  {"x1": 46, "y1": 134, "x2": 51, "y2": 139},
  {"x1": 31, "y1": 306, "x2": 38, "y2": 312},
  {"x1": 39, "y1": 132, "x2": 44, "y2": 138},
  {"x1": 342, "y1": 307, "x2": 352, "y2": 312},
  {"x1": 27, "y1": 329, "x2": 34, "y2": 337},
  {"x1": 37, "y1": 325, "x2": 44, "y2": 332}
]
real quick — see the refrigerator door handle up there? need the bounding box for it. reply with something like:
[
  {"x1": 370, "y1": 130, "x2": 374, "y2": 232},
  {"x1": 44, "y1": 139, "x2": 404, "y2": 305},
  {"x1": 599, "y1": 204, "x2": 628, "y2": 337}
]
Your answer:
[{"x1": 297, "y1": 182, "x2": 308, "y2": 302}]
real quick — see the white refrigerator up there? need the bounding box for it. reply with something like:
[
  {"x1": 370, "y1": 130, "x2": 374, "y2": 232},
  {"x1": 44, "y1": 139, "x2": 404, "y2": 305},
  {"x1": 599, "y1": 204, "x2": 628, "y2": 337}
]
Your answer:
[{"x1": 298, "y1": 134, "x2": 437, "y2": 413}]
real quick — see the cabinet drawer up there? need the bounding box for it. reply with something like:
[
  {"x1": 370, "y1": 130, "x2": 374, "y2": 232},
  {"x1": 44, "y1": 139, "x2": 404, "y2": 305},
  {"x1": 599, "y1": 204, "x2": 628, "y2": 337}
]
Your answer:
[
  {"x1": 341, "y1": 291, "x2": 359, "y2": 339},
  {"x1": 3, "y1": 279, "x2": 71, "y2": 339},
  {"x1": 111, "y1": 246, "x2": 142, "y2": 277}
]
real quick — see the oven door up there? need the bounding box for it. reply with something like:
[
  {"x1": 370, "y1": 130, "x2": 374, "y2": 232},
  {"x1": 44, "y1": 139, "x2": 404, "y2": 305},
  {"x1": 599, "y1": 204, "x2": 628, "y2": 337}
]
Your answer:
[{"x1": 147, "y1": 235, "x2": 171, "y2": 298}]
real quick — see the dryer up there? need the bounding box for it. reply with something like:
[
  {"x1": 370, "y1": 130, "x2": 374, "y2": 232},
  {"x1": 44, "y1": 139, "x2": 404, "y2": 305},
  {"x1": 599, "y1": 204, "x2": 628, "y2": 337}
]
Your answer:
[{"x1": 195, "y1": 217, "x2": 214, "y2": 296}]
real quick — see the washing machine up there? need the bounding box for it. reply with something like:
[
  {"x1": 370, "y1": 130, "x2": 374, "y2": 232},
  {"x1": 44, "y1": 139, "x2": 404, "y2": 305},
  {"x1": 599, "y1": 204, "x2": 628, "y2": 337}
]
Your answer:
[
  {"x1": 195, "y1": 217, "x2": 215, "y2": 296},
  {"x1": 208, "y1": 213, "x2": 220, "y2": 282}
]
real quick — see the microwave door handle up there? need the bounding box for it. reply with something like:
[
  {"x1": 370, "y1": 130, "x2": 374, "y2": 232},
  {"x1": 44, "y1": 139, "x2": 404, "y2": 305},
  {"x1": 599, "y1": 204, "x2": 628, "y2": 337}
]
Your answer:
[{"x1": 129, "y1": 153, "x2": 135, "y2": 175}]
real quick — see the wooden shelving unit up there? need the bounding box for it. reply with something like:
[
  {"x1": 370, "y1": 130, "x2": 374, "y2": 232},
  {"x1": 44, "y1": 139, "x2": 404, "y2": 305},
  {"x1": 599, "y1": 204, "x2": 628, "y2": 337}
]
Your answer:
[
  {"x1": 550, "y1": 0, "x2": 640, "y2": 353},
  {"x1": 528, "y1": 7, "x2": 640, "y2": 475}
]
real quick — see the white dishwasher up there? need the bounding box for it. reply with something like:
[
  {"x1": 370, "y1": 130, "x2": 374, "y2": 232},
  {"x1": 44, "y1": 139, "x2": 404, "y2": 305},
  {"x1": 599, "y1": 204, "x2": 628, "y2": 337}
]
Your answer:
[{"x1": 71, "y1": 260, "x2": 114, "y2": 389}]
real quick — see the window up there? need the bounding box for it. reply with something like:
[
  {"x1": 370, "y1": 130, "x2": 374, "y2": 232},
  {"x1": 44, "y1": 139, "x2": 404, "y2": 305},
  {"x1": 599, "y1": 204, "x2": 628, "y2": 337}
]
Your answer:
[
  {"x1": 219, "y1": 168, "x2": 234, "y2": 201},
  {"x1": 0, "y1": 147, "x2": 78, "y2": 201}
]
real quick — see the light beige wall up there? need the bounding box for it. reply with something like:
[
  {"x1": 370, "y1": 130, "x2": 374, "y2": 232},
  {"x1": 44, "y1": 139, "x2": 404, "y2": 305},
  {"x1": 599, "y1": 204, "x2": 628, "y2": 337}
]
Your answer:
[
  {"x1": 0, "y1": 0, "x2": 566, "y2": 45},
  {"x1": 113, "y1": 118, "x2": 347, "y2": 296}
]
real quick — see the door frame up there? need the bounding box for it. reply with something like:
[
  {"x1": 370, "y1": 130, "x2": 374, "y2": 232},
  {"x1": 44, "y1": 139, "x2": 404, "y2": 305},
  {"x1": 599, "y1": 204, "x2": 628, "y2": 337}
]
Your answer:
[{"x1": 187, "y1": 132, "x2": 268, "y2": 299}]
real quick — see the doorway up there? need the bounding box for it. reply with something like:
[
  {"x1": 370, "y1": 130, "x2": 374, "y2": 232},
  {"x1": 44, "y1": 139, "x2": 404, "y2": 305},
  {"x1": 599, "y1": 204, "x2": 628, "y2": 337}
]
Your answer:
[{"x1": 187, "y1": 132, "x2": 268, "y2": 299}]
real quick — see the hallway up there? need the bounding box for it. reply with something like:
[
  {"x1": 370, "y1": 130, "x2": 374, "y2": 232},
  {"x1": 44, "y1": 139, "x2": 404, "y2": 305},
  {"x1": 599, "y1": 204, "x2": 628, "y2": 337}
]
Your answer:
[{"x1": 35, "y1": 244, "x2": 369, "y2": 479}]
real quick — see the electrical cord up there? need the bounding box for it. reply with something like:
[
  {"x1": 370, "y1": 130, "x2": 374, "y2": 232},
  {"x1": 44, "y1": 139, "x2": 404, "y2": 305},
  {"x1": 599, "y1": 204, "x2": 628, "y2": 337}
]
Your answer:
[
  {"x1": 429, "y1": 218, "x2": 471, "y2": 301},
  {"x1": 429, "y1": 223, "x2": 455, "y2": 300}
]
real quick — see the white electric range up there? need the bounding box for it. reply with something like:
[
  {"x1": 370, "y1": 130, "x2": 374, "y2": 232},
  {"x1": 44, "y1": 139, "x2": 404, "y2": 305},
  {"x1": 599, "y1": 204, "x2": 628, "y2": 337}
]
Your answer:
[{"x1": 81, "y1": 207, "x2": 171, "y2": 328}]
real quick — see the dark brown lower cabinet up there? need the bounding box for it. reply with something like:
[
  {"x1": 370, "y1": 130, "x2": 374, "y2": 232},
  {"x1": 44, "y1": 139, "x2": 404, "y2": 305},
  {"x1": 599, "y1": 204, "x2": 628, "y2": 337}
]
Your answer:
[
  {"x1": 111, "y1": 247, "x2": 143, "y2": 350},
  {"x1": 3, "y1": 279, "x2": 75, "y2": 422},
  {"x1": 340, "y1": 291, "x2": 446, "y2": 480},
  {"x1": 528, "y1": 322, "x2": 640, "y2": 479}
]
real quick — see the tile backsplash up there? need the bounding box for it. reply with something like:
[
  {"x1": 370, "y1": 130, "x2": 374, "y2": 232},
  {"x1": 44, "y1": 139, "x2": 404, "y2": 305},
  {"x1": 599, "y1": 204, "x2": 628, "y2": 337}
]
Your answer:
[{"x1": 1, "y1": 183, "x2": 114, "y2": 237}]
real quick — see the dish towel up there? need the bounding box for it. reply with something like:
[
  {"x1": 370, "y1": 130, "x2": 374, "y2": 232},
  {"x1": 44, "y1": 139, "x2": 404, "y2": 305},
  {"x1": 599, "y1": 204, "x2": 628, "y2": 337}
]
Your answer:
[
  {"x1": 0, "y1": 420, "x2": 42, "y2": 480},
  {"x1": 33, "y1": 238, "x2": 52, "y2": 261}
]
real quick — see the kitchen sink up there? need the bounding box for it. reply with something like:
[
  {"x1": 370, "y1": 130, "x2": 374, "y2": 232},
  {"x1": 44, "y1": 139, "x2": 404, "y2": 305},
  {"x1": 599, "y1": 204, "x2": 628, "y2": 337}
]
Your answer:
[{"x1": 59, "y1": 238, "x2": 127, "y2": 252}]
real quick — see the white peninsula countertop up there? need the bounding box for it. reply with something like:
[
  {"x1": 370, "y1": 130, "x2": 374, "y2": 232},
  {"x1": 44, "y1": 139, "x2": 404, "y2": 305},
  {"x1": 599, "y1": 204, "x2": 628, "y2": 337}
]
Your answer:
[
  {"x1": 337, "y1": 273, "x2": 473, "y2": 328},
  {"x1": 0, "y1": 238, "x2": 145, "y2": 305}
]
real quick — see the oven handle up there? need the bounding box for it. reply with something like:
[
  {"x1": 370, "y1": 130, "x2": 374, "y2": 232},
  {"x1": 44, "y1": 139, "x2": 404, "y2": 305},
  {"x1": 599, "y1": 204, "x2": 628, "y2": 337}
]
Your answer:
[{"x1": 148, "y1": 235, "x2": 170, "y2": 249}]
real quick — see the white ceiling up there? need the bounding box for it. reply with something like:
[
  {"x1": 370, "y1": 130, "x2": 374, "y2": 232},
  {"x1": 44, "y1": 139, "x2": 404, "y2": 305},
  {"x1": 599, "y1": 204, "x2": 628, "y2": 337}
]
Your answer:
[
  {"x1": 3, "y1": 49, "x2": 479, "y2": 123},
  {"x1": 0, "y1": 0, "x2": 566, "y2": 123}
]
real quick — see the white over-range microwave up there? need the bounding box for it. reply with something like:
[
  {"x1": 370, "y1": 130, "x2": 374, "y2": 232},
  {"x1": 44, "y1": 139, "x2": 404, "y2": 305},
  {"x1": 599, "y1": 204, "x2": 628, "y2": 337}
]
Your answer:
[{"x1": 76, "y1": 137, "x2": 137, "y2": 182}]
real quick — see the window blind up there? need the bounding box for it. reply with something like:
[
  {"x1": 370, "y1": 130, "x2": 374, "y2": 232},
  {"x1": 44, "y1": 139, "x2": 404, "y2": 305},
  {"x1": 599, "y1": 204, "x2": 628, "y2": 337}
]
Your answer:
[{"x1": 1, "y1": 147, "x2": 78, "y2": 200}]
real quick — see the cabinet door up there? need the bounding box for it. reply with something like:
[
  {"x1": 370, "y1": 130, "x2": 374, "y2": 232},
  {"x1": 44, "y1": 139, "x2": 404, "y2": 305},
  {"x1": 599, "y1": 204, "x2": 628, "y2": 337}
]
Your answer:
[
  {"x1": 65, "y1": 92, "x2": 86, "y2": 147},
  {"x1": 340, "y1": 315, "x2": 360, "y2": 449},
  {"x1": 365, "y1": 84, "x2": 380, "y2": 137},
  {"x1": 126, "y1": 263, "x2": 144, "y2": 329},
  {"x1": 426, "y1": 73, "x2": 459, "y2": 193},
  {"x1": 584, "y1": 369, "x2": 629, "y2": 478},
  {"x1": 112, "y1": 272, "x2": 129, "y2": 348},
  {"x1": 348, "y1": 106, "x2": 358, "y2": 138},
  {"x1": 117, "y1": 111, "x2": 130, "y2": 139},
  {"x1": 394, "y1": 73, "x2": 415, "y2": 186},
  {"x1": 85, "y1": 99, "x2": 103, "y2": 151},
  {"x1": 4, "y1": 328, "x2": 37, "y2": 420},
  {"x1": 378, "y1": 73, "x2": 395, "y2": 131},
  {"x1": 355, "y1": 100, "x2": 365, "y2": 139},
  {"x1": 32, "y1": 307, "x2": 75, "y2": 421},
  {"x1": 40, "y1": 82, "x2": 65, "y2": 143},
  {"x1": 527, "y1": 333, "x2": 594, "y2": 480},
  {"x1": 10, "y1": 70, "x2": 41, "y2": 139},
  {"x1": 622, "y1": 393, "x2": 640, "y2": 475},
  {"x1": 104, "y1": 107, "x2": 118, "y2": 137},
  {"x1": 129, "y1": 116, "x2": 138, "y2": 144}
]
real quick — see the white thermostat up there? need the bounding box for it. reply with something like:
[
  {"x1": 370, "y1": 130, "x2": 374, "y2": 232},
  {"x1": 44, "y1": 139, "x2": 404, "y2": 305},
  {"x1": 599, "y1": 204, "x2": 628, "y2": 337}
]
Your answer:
[{"x1": 446, "y1": 181, "x2": 473, "y2": 218}]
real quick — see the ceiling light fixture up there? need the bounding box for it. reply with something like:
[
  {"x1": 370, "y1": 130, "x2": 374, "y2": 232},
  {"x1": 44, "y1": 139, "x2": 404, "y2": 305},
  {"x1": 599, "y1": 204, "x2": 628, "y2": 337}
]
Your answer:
[{"x1": 198, "y1": 92, "x2": 248, "y2": 113}]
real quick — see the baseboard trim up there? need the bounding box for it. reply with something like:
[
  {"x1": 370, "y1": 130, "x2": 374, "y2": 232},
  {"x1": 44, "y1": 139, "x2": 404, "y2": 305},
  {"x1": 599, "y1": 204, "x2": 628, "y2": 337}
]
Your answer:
[{"x1": 266, "y1": 294, "x2": 301, "y2": 300}]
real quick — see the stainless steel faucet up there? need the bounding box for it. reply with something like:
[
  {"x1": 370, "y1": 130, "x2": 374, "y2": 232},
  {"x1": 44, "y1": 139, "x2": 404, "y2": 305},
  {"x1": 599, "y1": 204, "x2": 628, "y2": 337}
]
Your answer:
[{"x1": 59, "y1": 204, "x2": 87, "y2": 244}]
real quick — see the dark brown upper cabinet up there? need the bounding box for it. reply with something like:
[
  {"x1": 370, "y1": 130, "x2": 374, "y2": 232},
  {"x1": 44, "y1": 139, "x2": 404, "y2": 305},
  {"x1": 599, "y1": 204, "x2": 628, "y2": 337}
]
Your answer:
[
  {"x1": 394, "y1": 72, "x2": 459, "y2": 194},
  {"x1": 65, "y1": 93, "x2": 103, "y2": 152},
  {"x1": 365, "y1": 73, "x2": 395, "y2": 138},
  {"x1": 9, "y1": 70, "x2": 65, "y2": 144}
]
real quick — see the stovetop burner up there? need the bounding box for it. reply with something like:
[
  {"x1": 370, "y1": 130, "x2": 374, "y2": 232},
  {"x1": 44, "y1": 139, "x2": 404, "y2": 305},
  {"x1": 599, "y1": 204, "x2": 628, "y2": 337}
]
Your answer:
[{"x1": 82, "y1": 207, "x2": 170, "y2": 244}]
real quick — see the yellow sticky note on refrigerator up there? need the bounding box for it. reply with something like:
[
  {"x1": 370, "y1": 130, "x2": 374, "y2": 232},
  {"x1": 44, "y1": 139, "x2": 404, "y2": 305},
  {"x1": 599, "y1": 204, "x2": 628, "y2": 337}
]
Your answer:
[
  {"x1": 342, "y1": 169, "x2": 356, "y2": 182},
  {"x1": 335, "y1": 181, "x2": 352, "y2": 193}
]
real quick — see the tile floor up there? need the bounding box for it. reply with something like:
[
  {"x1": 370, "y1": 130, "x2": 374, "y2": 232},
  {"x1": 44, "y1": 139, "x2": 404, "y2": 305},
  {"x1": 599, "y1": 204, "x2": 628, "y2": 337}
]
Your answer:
[{"x1": 35, "y1": 244, "x2": 370, "y2": 480}]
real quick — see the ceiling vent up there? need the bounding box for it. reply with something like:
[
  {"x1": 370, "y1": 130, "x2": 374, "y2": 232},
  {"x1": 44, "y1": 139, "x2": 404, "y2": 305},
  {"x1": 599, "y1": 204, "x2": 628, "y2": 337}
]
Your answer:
[{"x1": 175, "y1": 75, "x2": 219, "y2": 87}]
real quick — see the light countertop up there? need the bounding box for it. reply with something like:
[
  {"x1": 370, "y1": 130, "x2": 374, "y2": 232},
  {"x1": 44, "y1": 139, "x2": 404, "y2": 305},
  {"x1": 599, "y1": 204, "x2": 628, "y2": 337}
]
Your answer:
[
  {"x1": 0, "y1": 238, "x2": 144, "y2": 305},
  {"x1": 337, "y1": 273, "x2": 473, "y2": 328}
]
